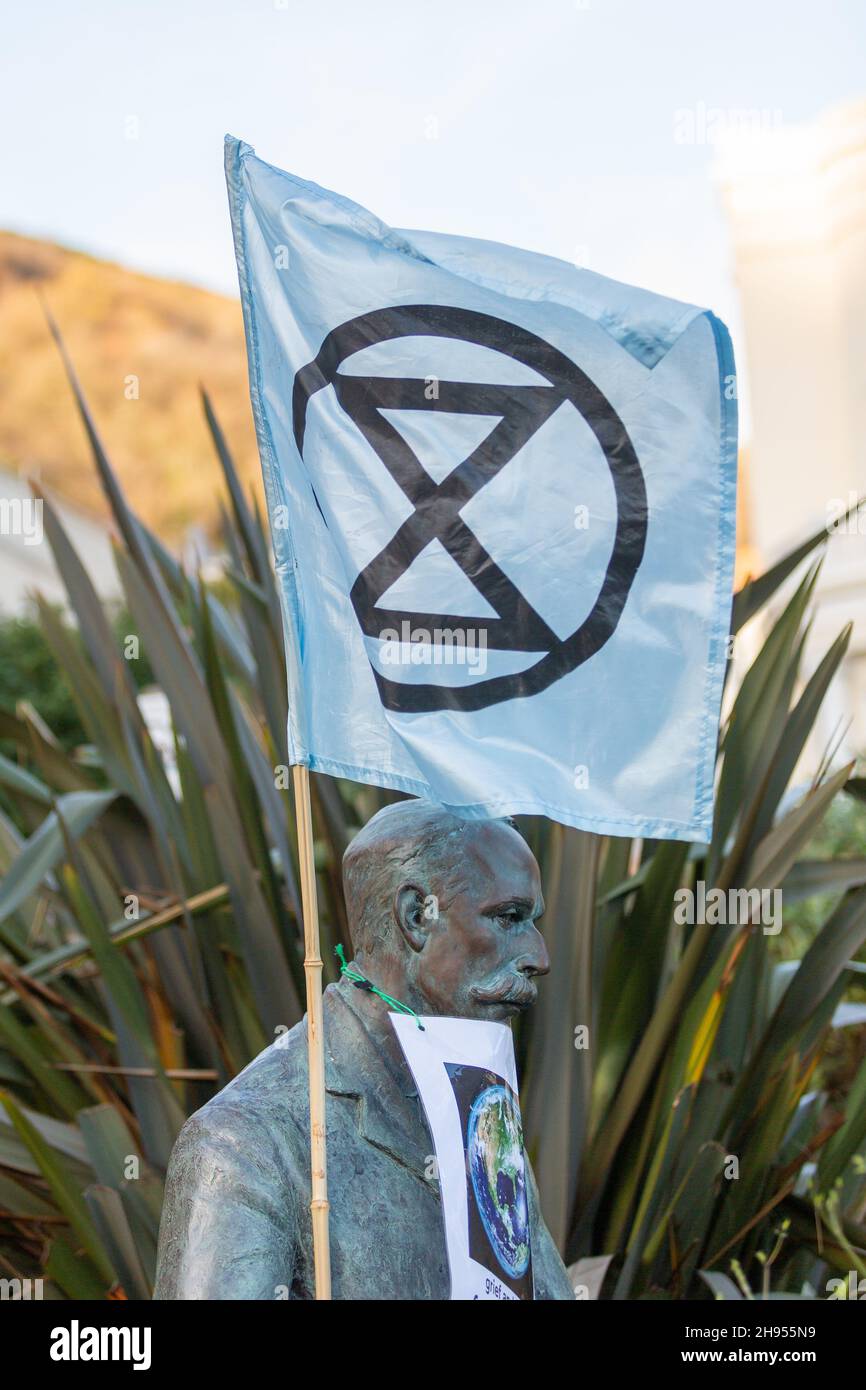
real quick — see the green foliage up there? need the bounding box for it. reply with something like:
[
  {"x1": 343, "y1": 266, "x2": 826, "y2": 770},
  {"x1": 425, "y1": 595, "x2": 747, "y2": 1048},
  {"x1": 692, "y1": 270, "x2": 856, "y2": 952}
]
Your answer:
[
  {"x1": 1, "y1": 328, "x2": 866, "y2": 1300},
  {"x1": 0, "y1": 605, "x2": 154, "y2": 756},
  {"x1": 781, "y1": 794, "x2": 866, "y2": 957},
  {"x1": 0, "y1": 612, "x2": 87, "y2": 751}
]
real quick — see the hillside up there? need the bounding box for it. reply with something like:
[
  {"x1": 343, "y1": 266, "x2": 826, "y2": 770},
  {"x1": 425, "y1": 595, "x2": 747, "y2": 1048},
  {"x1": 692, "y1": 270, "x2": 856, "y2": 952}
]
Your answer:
[
  {"x1": 0, "y1": 230, "x2": 757, "y2": 580},
  {"x1": 0, "y1": 231, "x2": 258, "y2": 539}
]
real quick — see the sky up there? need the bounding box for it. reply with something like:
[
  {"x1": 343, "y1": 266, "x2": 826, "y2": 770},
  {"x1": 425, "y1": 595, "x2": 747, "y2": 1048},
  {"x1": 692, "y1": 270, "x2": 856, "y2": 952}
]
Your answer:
[{"x1": 2, "y1": 0, "x2": 865, "y2": 425}]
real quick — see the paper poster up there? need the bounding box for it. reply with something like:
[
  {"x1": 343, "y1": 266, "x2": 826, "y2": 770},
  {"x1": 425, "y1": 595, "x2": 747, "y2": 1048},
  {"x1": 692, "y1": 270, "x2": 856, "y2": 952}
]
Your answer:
[{"x1": 390, "y1": 1014, "x2": 533, "y2": 1300}]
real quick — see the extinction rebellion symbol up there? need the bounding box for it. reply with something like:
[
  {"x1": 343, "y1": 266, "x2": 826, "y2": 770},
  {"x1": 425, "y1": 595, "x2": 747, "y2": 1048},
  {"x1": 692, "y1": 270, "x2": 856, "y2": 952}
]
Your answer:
[{"x1": 293, "y1": 305, "x2": 647, "y2": 713}]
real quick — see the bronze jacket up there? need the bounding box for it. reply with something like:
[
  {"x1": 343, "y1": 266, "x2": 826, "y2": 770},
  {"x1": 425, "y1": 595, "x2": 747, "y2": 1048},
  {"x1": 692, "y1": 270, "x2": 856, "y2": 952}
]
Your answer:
[{"x1": 154, "y1": 979, "x2": 574, "y2": 1300}]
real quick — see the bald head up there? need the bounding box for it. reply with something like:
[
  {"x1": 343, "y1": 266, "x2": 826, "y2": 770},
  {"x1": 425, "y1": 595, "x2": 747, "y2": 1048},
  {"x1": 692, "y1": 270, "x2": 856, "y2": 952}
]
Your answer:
[
  {"x1": 340, "y1": 799, "x2": 549, "y2": 1022},
  {"x1": 343, "y1": 800, "x2": 495, "y2": 954}
]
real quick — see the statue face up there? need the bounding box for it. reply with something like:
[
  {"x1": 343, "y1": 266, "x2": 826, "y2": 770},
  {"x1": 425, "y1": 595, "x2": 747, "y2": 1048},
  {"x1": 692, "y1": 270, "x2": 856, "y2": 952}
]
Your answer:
[{"x1": 408, "y1": 820, "x2": 549, "y2": 1022}]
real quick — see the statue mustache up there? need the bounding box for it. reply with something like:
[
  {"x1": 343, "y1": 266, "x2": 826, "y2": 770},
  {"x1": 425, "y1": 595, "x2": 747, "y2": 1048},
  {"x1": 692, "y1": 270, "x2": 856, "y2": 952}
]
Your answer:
[{"x1": 470, "y1": 966, "x2": 538, "y2": 1007}]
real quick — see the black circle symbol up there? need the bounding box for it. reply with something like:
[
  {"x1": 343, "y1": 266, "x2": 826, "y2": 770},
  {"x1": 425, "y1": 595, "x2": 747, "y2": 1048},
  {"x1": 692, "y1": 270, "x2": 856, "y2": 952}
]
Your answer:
[{"x1": 293, "y1": 305, "x2": 647, "y2": 712}]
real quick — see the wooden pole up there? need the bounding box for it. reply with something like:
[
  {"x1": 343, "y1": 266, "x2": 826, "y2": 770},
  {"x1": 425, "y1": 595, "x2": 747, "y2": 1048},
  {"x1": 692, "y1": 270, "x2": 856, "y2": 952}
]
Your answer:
[{"x1": 292, "y1": 763, "x2": 332, "y2": 1300}]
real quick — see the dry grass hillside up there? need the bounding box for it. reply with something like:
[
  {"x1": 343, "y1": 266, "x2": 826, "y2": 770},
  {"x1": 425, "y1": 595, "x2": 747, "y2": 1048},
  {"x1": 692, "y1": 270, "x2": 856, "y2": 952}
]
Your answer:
[
  {"x1": 0, "y1": 231, "x2": 258, "y2": 539},
  {"x1": 0, "y1": 230, "x2": 758, "y2": 575}
]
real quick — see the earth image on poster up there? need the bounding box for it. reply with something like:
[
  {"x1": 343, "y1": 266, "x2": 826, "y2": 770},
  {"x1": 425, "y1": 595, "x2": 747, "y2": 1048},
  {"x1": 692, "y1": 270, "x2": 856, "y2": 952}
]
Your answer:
[{"x1": 467, "y1": 1083, "x2": 530, "y2": 1279}]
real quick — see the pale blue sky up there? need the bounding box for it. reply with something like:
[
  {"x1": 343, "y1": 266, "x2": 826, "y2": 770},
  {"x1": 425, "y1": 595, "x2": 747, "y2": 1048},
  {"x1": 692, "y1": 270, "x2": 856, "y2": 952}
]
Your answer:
[{"x1": 2, "y1": 0, "x2": 864, "y2": 406}]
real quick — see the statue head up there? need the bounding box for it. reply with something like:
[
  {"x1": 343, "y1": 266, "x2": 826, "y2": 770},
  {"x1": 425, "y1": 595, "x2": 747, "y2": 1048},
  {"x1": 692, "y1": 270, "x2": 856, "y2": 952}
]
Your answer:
[{"x1": 342, "y1": 799, "x2": 549, "y2": 1022}]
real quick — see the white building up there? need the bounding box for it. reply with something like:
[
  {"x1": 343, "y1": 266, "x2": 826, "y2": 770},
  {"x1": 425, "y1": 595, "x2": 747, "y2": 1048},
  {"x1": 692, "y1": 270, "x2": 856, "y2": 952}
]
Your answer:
[
  {"x1": 0, "y1": 469, "x2": 121, "y2": 615},
  {"x1": 718, "y1": 98, "x2": 866, "y2": 760}
]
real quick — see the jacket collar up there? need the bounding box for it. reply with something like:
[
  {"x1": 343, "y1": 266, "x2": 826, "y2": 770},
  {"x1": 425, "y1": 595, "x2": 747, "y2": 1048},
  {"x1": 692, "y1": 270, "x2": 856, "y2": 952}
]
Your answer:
[{"x1": 322, "y1": 980, "x2": 435, "y2": 1187}]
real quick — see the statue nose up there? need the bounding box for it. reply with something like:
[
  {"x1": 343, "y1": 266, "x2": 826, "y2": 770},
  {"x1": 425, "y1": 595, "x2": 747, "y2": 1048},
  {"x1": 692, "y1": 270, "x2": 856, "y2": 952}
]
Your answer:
[{"x1": 518, "y1": 931, "x2": 549, "y2": 978}]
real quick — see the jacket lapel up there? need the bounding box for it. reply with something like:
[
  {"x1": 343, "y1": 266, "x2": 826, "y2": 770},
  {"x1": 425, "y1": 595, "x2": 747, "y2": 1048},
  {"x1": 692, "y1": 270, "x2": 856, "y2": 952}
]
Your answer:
[{"x1": 322, "y1": 982, "x2": 435, "y2": 1187}]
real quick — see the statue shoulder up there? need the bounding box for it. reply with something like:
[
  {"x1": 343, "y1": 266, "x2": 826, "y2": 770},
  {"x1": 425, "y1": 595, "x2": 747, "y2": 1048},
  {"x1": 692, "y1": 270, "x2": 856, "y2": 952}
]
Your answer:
[
  {"x1": 175, "y1": 1020, "x2": 309, "y2": 1162},
  {"x1": 156, "y1": 1045, "x2": 307, "y2": 1299}
]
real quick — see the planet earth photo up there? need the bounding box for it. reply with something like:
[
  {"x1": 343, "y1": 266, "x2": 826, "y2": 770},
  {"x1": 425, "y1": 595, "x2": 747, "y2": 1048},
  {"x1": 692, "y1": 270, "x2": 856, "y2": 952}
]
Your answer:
[{"x1": 467, "y1": 1083, "x2": 531, "y2": 1279}]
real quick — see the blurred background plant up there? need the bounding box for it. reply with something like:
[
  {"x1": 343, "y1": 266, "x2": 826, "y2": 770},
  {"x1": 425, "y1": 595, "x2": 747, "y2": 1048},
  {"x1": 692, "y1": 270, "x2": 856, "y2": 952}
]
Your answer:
[{"x1": 1, "y1": 335, "x2": 865, "y2": 1301}]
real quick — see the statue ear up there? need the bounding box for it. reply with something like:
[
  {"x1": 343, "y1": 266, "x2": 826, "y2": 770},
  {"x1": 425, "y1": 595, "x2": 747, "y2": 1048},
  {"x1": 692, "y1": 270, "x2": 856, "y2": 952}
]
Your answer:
[{"x1": 394, "y1": 883, "x2": 431, "y2": 952}]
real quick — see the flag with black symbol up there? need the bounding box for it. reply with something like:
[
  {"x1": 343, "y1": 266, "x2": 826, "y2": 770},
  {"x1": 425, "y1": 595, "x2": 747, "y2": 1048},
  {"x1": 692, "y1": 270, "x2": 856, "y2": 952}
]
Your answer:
[{"x1": 225, "y1": 136, "x2": 737, "y2": 841}]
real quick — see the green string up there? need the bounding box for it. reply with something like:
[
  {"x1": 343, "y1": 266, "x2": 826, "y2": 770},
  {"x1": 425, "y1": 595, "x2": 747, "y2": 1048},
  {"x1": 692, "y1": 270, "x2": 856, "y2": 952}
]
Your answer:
[{"x1": 335, "y1": 944, "x2": 425, "y2": 1030}]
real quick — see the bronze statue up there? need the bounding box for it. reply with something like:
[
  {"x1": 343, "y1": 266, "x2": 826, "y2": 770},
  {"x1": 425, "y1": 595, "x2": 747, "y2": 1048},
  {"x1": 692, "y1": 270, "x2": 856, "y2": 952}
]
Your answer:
[{"x1": 154, "y1": 800, "x2": 574, "y2": 1299}]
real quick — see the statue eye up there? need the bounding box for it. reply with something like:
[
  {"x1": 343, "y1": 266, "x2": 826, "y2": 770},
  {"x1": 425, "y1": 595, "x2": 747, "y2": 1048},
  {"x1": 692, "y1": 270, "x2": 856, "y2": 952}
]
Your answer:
[{"x1": 496, "y1": 907, "x2": 522, "y2": 928}]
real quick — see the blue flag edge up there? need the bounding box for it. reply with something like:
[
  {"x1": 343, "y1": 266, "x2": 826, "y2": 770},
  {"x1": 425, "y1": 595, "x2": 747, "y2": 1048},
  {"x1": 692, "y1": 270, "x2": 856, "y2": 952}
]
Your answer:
[
  {"x1": 693, "y1": 311, "x2": 738, "y2": 843},
  {"x1": 225, "y1": 135, "x2": 312, "y2": 763}
]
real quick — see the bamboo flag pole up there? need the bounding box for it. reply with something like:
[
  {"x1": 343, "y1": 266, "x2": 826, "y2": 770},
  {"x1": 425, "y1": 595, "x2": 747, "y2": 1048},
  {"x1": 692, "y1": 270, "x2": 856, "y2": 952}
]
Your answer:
[{"x1": 292, "y1": 763, "x2": 332, "y2": 1300}]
